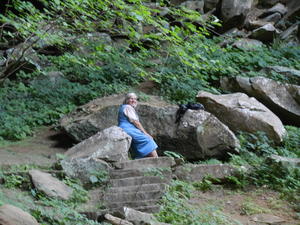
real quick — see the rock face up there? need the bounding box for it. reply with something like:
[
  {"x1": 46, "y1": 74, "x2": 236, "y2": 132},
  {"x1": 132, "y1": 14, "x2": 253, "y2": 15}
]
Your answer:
[
  {"x1": 61, "y1": 95, "x2": 239, "y2": 160},
  {"x1": 0, "y1": 204, "x2": 40, "y2": 225},
  {"x1": 196, "y1": 91, "x2": 286, "y2": 143},
  {"x1": 29, "y1": 170, "x2": 73, "y2": 200},
  {"x1": 220, "y1": 76, "x2": 300, "y2": 127}
]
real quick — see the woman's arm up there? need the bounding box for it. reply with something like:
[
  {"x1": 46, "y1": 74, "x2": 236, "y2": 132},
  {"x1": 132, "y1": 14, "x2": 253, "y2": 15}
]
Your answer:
[{"x1": 132, "y1": 120, "x2": 153, "y2": 139}]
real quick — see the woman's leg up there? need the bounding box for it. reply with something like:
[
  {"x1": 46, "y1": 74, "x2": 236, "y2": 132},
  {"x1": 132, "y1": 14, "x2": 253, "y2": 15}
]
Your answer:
[{"x1": 147, "y1": 149, "x2": 158, "y2": 158}]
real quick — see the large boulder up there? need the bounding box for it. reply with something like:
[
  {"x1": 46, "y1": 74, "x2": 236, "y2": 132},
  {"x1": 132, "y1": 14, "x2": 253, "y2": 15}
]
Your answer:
[
  {"x1": 250, "y1": 23, "x2": 280, "y2": 42},
  {"x1": 64, "y1": 126, "x2": 131, "y2": 162},
  {"x1": 196, "y1": 91, "x2": 286, "y2": 143},
  {"x1": 60, "y1": 95, "x2": 239, "y2": 160},
  {"x1": 220, "y1": 76, "x2": 300, "y2": 127},
  {"x1": 0, "y1": 204, "x2": 40, "y2": 225},
  {"x1": 219, "y1": 0, "x2": 253, "y2": 30},
  {"x1": 61, "y1": 126, "x2": 131, "y2": 183}
]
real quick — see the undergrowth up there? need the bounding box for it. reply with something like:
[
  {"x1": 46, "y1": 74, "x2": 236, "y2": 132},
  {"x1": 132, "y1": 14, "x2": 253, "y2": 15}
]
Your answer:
[
  {"x1": 229, "y1": 127, "x2": 300, "y2": 210},
  {"x1": 156, "y1": 180, "x2": 242, "y2": 225}
]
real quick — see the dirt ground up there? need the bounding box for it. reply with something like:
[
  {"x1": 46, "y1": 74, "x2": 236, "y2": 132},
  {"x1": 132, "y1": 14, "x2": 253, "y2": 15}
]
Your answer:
[
  {"x1": 0, "y1": 126, "x2": 73, "y2": 167},
  {"x1": 0, "y1": 126, "x2": 299, "y2": 225}
]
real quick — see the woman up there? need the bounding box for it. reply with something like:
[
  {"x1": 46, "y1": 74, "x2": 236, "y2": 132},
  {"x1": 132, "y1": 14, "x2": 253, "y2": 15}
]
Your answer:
[{"x1": 118, "y1": 93, "x2": 158, "y2": 159}]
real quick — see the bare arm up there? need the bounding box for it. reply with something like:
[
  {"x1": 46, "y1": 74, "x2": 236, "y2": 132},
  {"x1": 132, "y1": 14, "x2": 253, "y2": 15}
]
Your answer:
[{"x1": 132, "y1": 120, "x2": 153, "y2": 139}]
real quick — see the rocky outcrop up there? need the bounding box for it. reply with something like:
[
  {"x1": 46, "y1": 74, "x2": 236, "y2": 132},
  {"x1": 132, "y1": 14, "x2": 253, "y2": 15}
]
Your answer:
[
  {"x1": 0, "y1": 204, "x2": 40, "y2": 225},
  {"x1": 220, "y1": 76, "x2": 300, "y2": 127},
  {"x1": 29, "y1": 170, "x2": 73, "y2": 200},
  {"x1": 196, "y1": 91, "x2": 286, "y2": 143},
  {"x1": 60, "y1": 95, "x2": 239, "y2": 160}
]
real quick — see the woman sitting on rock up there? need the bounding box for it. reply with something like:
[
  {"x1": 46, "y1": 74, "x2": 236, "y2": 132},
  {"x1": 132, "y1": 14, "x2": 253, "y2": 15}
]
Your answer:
[{"x1": 118, "y1": 93, "x2": 158, "y2": 159}]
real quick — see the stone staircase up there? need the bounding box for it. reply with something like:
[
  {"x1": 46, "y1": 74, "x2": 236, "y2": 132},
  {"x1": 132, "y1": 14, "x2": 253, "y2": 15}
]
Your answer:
[{"x1": 103, "y1": 157, "x2": 175, "y2": 214}]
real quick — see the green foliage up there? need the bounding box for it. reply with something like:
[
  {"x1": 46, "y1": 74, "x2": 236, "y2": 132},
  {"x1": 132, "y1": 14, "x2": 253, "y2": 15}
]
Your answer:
[
  {"x1": 3, "y1": 174, "x2": 26, "y2": 189},
  {"x1": 229, "y1": 129, "x2": 300, "y2": 207},
  {"x1": 163, "y1": 151, "x2": 184, "y2": 160},
  {"x1": 89, "y1": 170, "x2": 109, "y2": 186}
]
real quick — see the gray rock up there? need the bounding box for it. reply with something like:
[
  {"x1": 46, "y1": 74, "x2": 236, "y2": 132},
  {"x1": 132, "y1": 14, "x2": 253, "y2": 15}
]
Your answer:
[
  {"x1": 122, "y1": 207, "x2": 164, "y2": 225},
  {"x1": 262, "y1": 12, "x2": 282, "y2": 23},
  {"x1": 204, "y1": 0, "x2": 219, "y2": 12},
  {"x1": 232, "y1": 38, "x2": 263, "y2": 50},
  {"x1": 64, "y1": 126, "x2": 131, "y2": 163},
  {"x1": 181, "y1": 1, "x2": 204, "y2": 13},
  {"x1": 221, "y1": 0, "x2": 253, "y2": 24},
  {"x1": 61, "y1": 157, "x2": 110, "y2": 184},
  {"x1": 265, "y1": 3, "x2": 287, "y2": 16},
  {"x1": 196, "y1": 91, "x2": 286, "y2": 143},
  {"x1": 174, "y1": 163, "x2": 237, "y2": 182},
  {"x1": 245, "y1": 20, "x2": 271, "y2": 31},
  {"x1": 110, "y1": 176, "x2": 168, "y2": 187},
  {"x1": 221, "y1": 76, "x2": 300, "y2": 126},
  {"x1": 0, "y1": 204, "x2": 40, "y2": 225},
  {"x1": 29, "y1": 170, "x2": 73, "y2": 200},
  {"x1": 279, "y1": 23, "x2": 299, "y2": 41},
  {"x1": 250, "y1": 23, "x2": 280, "y2": 42},
  {"x1": 250, "y1": 213, "x2": 285, "y2": 224},
  {"x1": 113, "y1": 157, "x2": 175, "y2": 170}
]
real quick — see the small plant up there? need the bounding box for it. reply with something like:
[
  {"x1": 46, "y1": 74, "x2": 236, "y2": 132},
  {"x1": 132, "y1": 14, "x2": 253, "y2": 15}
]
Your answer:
[{"x1": 3, "y1": 174, "x2": 26, "y2": 189}]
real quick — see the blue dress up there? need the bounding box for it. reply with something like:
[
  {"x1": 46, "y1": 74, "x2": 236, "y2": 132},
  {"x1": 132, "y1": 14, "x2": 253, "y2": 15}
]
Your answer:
[{"x1": 118, "y1": 104, "x2": 158, "y2": 159}]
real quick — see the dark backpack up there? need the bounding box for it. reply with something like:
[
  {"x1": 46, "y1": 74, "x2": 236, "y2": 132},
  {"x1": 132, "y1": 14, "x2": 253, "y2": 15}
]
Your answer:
[{"x1": 175, "y1": 102, "x2": 205, "y2": 124}]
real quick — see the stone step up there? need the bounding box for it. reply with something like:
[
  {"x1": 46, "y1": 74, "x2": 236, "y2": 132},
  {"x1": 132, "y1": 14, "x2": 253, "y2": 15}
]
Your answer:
[
  {"x1": 110, "y1": 205, "x2": 161, "y2": 214},
  {"x1": 109, "y1": 176, "x2": 169, "y2": 187},
  {"x1": 104, "y1": 189, "x2": 165, "y2": 202},
  {"x1": 109, "y1": 169, "x2": 143, "y2": 179},
  {"x1": 110, "y1": 168, "x2": 173, "y2": 179},
  {"x1": 113, "y1": 157, "x2": 175, "y2": 170},
  {"x1": 107, "y1": 200, "x2": 159, "y2": 209},
  {"x1": 107, "y1": 183, "x2": 167, "y2": 194}
]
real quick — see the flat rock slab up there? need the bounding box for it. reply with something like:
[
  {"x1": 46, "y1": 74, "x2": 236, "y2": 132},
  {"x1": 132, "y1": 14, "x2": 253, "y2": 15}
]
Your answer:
[
  {"x1": 250, "y1": 213, "x2": 285, "y2": 224},
  {"x1": 110, "y1": 176, "x2": 169, "y2": 187},
  {"x1": 107, "y1": 200, "x2": 159, "y2": 209},
  {"x1": 113, "y1": 157, "x2": 175, "y2": 170},
  {"x1": 174, "y1": 164, "x2": 237, "y2": 182},
  {"x1": 109, "y1": 168, "x2": 172, "y2": 180},
  {"x1": 108, "y1": 183, "x2": 168, "y2": 194},
  {"x1": 0, "y1": 204, "x2": 40, "y2": 225},
  {"x1": 104, "y1": 190, "x2": 165, "y2": 202},
  {"x1": 29, "y1": 169, "x2": 73, "y2": 200}
]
